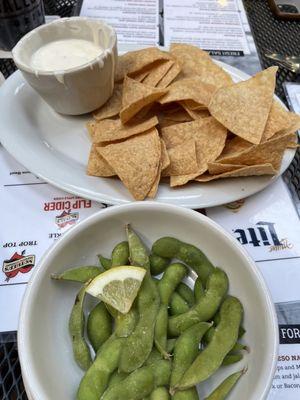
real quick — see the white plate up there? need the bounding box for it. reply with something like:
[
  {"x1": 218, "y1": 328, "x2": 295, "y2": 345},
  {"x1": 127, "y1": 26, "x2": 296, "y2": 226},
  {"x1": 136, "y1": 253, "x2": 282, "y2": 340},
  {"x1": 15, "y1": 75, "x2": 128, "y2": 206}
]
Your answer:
[{"x1": 0, "y1": 63, "x2": 295, "y2": 208}]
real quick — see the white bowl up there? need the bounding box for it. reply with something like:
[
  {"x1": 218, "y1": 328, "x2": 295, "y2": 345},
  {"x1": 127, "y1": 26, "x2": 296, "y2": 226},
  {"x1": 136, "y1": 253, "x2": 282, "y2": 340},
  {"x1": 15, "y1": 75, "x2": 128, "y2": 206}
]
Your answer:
[
  {"x1": 12, "y1": 17, "x2": 117, "y2": 115},
  {"x1": 18, "y1": 202, "x2": 278, "y2": 400}
]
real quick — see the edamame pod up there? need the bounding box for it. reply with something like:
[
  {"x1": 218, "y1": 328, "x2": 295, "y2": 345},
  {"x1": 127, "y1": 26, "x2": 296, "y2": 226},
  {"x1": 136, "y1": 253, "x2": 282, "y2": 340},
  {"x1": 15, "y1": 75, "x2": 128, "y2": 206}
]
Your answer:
[
  {"x1": 172, "y1": 388, "x2": 199, "y2": 400},
  {"x1": 126, "y1": 224, "x2": 150, "y2": 270},
  {"x1": 108, "y1": 370, "x2": 128, "y2": 387},
  {"x1": 98, "y1": 255, "x2": 112, "y2": 270},
  {"x1": 222, "y1": 353, "x2": 243, "y2": 366},
  {"x1": 115, "y1": 307, "x2": 138, "y2": 338},
  {"x1": 170, "y1": 293, "x2": 190, "y2": 316},
  {"x1": 177, "y1": 296, "x2": 243, "y2": 390},
  {"x1": 168, "y1": 268, "x2": 229, "y2": 337},
  {"x1": 69, "y1": 286, "x2": 92, "y2": 371},
  {"x1": 205, "y1": 369, "x2": 245, "y2": 400},
  {"x1": 150, "y1": 387, "x2": 170, "y2": 400},
  {"x1": 167, "y1": 338, "x2": 177, "y2": 353},
  {"x1": 176, "y1": 283, "x2": 195, "y2": 307},
  {"x1": 154, "y1": 305, "x2": 169, "y2": 358},
  {"x1": 87, "y1": 302, "x2": 112, "y2": 352},
  {"x1": 150, "y1": 253, "x2": 170, "y2": 275},
  {"x1": 77, "y1": 336, "x2": 124, "y2": 400},
  {"x1": 194, "y1": 278, "x2": 204, "y2": 303},
  {"x1": 145, "y1": 348, "x2": 163, "y2": 365},
  {"x1": 111, "y1": 241, "x2": 129, "y2": 266},
  {"x1": 152, "y1": 237, "x2": 214, "y2": 285},
  {"x1": 51, "y1": 266, "x2": 102, "y2": 283},
  {"x1": 170, "y1": 322, "x2": 212, "y2": 389}
]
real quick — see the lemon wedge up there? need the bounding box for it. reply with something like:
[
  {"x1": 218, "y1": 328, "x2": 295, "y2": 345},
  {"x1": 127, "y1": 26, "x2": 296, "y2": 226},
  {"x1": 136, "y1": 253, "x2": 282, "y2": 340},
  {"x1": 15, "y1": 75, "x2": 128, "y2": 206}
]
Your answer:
[{"x1": 86, "y1": 266, "x2": 146, "y2": 314}]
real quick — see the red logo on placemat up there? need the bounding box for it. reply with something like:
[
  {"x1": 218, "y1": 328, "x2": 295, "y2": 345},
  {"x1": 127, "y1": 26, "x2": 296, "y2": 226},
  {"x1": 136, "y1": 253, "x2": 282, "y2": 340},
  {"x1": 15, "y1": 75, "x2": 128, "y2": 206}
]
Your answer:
[
  {"x1": 2, "y1": 250, "x2": 35, "y2": 282},
  {"x1": 55, "y1": 210, "x2": 79, "y2": 228}
]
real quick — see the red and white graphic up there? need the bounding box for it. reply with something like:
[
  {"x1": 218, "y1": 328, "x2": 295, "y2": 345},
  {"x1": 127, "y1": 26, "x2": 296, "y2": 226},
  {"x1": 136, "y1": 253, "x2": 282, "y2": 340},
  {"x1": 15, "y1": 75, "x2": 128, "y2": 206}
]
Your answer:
[
  {"x1": 55, "y1": 209, "x2": 79, "y2": 228},
  {"x1": 2, "y1": 250, "x2": 35, "y2": 282}
]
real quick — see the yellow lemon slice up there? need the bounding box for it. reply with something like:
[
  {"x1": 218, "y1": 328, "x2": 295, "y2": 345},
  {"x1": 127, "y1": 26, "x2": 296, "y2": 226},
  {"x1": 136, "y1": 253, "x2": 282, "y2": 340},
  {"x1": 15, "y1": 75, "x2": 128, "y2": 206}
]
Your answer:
[{"x1": 86, "y1": 266, "x2": 146, "y2": 314}]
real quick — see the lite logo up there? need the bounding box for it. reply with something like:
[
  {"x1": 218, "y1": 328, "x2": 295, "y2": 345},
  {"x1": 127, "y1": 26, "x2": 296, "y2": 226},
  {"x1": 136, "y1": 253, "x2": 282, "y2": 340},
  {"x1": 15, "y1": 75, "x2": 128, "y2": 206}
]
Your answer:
[
  {"x1": 2, "y1": 250, "x2": 35, "y2": 282},
  {"x1": 233, "y1": 221, "x2": 293, "y2": 251}
]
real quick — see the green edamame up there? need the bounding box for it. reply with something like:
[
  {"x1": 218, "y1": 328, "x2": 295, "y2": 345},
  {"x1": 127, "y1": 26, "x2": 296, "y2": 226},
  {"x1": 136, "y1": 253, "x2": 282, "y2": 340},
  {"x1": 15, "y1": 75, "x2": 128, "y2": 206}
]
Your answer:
[
  {"x1": 145, "y1": 348, "x2": 163, "y2": 365},
  {"x1": 77, "y1": 336, "x2": 123, "y2": 400},
  {"x1": 194, "y1": 278, "x2": 204, "y2": 303},
  {"x1": 98, "y1": 255, "x2": 112, "y2": 270},
  {"x1": 176, "y1": 283, "x2": 195, "y2": 307},
  {"x1": 111, "y1": 241, "x2": 129, "y2": 266},
  {"x1": 51, "y1": 266, "x2": 102, "y2": 283},
  {"x1": 69, "y1": 286, "x2": 92, "y2": 371},
  {"x1": 170, "y1": 293, "x2": 190, "y2": 316},
  {"x1": 115, "y1": 307, "x2": 138, "y2": 338},
  {"x1": 87, "y1": 302, "x2": 112, "y2": 352},
  {"x1": 126, "y1": 224, "x2": 150, "y2": 270},
  {"x1": 172, "y1": 388, "x2": 199, "y2": 400},
  {"x1": 177, "y1": 296, "x2": 243, "y2": 390},
  {"x1": 108, "y1": 370, "x2": 128, "y2": 387},
  {"x1": 205, "y1": 369, "x2": 245, "y2": 400},
  {"x1": 170, "y1": 322, "x2": 212, "y2": 389},
  {"x1": 222, "y1": 353, "x2": 243, "y2": 366},
  {"x1": 155, "y1": 263, "x2": 187, "y2": 357},
  {"x1": 167, "y1": 338, "x2": 177, "y2": 353},
  {"x1": 168, "y1": 268, "x2": 229, "y2": 337},
  {"x1": 150, "y1": 253, "x2": 170, "y2": 275},
  {"x1": 150, "y1": 387, "x2": 170, "y2": 400},
  {"x1": 204, "y1": 327, "x2": 247, "y2": 355},
  {"x1": 152, "y1": 237, "x2": 214, "y2": 285}
]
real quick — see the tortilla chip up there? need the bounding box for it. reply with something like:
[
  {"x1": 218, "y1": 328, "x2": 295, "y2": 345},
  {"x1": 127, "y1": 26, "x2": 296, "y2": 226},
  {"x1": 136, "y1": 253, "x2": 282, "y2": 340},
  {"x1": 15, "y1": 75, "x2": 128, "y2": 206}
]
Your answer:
[
  {"x1": 87, "y1": 145, "x2": 115, "y2": 177},
  {"x1": 261, "y1": 101, "x2": 293, "y2": 141},
  {"x1": 120, "y1": 76, "x2": 167, "y2": 123},
  {"x1": 92, "y1": 115, "x2": 159, "y2": 143},
  {"x1": 271, "y1": 112, "x2": 300, "y2": 139},
  {"x1": 208, "y1": 162, "x2": 247, "y2": 175},
  {"x1": 115, "y1": 47, "x2": 171, "y2": 82},
  {"x1": 195, "y1": 164, "x2": 277, "y2": 182},
  {"x1": 86, "y1": 120, "x2": 96, "y2": 139},
  {"x1": 209, "y1": 67, "x2": 278, "y2": 144},
  {"x1": 93, "y1": 84, "x2": 123, "y2": 121},
  {"x1": 180, "y1": 102, "x2": 211, "y2": 120},
  {"x1": 159, "y1": 77, "x2": 216, "y2": 107},
  {"x1": 163, "y1": 109, "x2": 192, "y2": 123},
  {"x1": 163, "y1": 139, "x2": 199, "y2": 176},
  {"x1": 143, "y1": 60, "x2": 174, "y2": 87},
  {"x1": 131, "y1": 70, "x2": 149, "y2": 82},
  {"x1": 98, "y1": 128, "x2": 161, "y2": 200},
  {"x1": 170, "y1": 43, "x2": 233, "y2": 88},
  {"x1": 160, "y1": 139, "x2": 170, "y2": 170},
  {"x1": 217, "y1": 133, "x2": 293, "y2": 171},
  {"x1": 218, "y1": 136, "x2": 252, "y2": 159},
  {"x1": 182, "y1": 100, "x2": 208, "y2": 111},
  {"x1": 157, "y1": 62, "x2": 181, "y2": 88}
]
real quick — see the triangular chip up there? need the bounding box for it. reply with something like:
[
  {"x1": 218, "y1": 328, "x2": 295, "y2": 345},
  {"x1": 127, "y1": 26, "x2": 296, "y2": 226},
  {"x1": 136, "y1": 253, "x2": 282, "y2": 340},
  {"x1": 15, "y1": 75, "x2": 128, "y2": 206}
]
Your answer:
[
  {"x1": 163, "y1": 139, "x2": 199, "y2": 176},
  {"x1": 261, "y1": 100, "x2": 294, "y2": 141},
  {"x1": 131, "y1": 70, "x2": 150, "y2": 82},
  {"x1": 147, "y1": 139, "x2": 168, "y2": 199},
  {"x1": 157, "y1": 62, "x2": 181, "y2": 88},
  {"x1": 159, "y1": 77, "x2": 216, "y2": 107},
  {"x1": 195, "y1": 164, "x2": 277, "y2": 182},
  {"x1": 87, "y1": 145, "x2": 115, "y2": 177},
  {"x1": 208, "y1": 162, "x2": 247, "y2": 175},
  {"x1": 218, "y1": 136, "x2": 252, "y2": 159},
  {"x1": 115, "y1": 47, "x2": 171, "y2": 82},
  {"x1": 170, "y1": 43, "x2": 233, "y2": 88},
  {"x1": 93, "y1": 84, "x2": 123, "y2": 121},
  {"x1": 98, "y1": 128, "x2": 161, "y2": 200},
  {"x1": 161, "y1": 139, "x2": 170, "y2": 171},
  {"x1": 180, "y1": 102, "x2": 210, "y2": 120},
  {"x1": 92, "y1": 115, "x2": 158, "y2": 143},
  {"x1": 143, "y1": 60, "x2": 174, "y2": 87},
  {"x1": 209, "y1": 67, "x2": 278, "y2": 144},
  {"x1": 120, "y1": 76, "x2": 167, "y2": 123},
  {"x1": 216, "y1": 133, "x2": 293, "y2": 171}
]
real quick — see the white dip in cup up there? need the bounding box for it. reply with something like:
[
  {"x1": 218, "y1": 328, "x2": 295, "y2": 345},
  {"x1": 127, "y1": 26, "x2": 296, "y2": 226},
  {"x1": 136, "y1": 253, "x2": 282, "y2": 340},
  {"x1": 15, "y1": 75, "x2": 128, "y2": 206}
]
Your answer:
[{"x1": 12, "y1": 17, "x2": 117, "y2": 115}]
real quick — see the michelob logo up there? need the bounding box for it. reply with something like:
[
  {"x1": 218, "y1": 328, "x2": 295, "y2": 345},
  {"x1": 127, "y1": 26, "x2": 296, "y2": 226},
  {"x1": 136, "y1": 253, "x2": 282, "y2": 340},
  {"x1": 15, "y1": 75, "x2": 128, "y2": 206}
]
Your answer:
[
  {"x1": 233, "y1": 221, "x2": 293, "y2": 251},
  {"x1": 2, "y1": 250, "x2": 35, "y2": 281},
  {"x1": 55, "y1": 210, "x2": 79, "y2": 228}
]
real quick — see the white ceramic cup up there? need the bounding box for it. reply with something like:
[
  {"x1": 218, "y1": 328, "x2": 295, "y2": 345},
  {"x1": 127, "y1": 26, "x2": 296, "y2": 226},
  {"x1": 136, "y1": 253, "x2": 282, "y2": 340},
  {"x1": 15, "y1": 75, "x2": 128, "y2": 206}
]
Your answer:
[{"x1": 12, "y1": 17, "x2": 117, "y2": 115}]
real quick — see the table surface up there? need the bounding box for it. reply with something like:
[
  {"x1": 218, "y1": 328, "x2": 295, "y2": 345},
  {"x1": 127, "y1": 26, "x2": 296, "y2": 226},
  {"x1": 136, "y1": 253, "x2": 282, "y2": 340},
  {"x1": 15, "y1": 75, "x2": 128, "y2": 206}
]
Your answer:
[{"x1": 0, "y1": 0, "x2": 300, "y2": 398}]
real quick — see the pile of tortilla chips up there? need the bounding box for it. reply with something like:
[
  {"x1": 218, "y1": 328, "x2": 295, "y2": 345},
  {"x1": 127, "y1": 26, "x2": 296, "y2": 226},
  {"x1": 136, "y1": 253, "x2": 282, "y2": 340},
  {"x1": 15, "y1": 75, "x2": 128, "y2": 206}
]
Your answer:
[{"x1": 87, "y1": 43, "x2": 300, "y2": 200}]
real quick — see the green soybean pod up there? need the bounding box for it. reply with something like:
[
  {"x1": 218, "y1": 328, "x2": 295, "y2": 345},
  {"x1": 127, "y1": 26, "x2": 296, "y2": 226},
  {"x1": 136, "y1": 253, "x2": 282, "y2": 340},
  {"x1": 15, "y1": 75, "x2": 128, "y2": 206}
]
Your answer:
[
  {"x1": 111, "y1": 241, "x2": 129, "y2": 266},
  {"x1": 194, "y1": 278, "x2": 204, "y2": 303},
  {"x1": 77, "y1": 336, "x2": 124, "y2": 400},
  {"x1": 238, "y1": 326, "x2": 246, "y2": 339},
  {"x1": 126, "y1": 224, "x2": 150, "y2": 270},
  {"x1": 172, "y1": 388, "x2": 199, "y2": 400},
  {"x1": 87, "y1": 302, "x2": 112, "y2": 352},
  {"x1": 69, "y1": 286, "x2": 92, "y2": 371},
  {"x1": 154, "y1": 305, "x2": 169, "y2": 358},
  {"x1": 152, "y1": 237, "x2": 214, "y2": 285},
  {"x1": 167, "y1": 338, "x2": 177, "y2": 353},
  {"x1": 177, "y1": 296, "x2": 243, "y2": 390},
  {"x1": 168, "y1": 268, "x2": 229, "y2": 337},
  {"x1": 98, "y1": 255, "x2": 112, "y2": 270},
  {"x1": 150, "y1": 387, "x2": 170, "y2": 400},
  {"x1": 176, "y1": 283, "x2": 195, "y2": 307},
  {"x1": 145, "y1": 348, "x2": 163, "y2": 365},
  {"x1": 170, "y1": 293, "x2": 190, "y2": 316},
  {"x1": 170, "y1": 322, "x2": 212, "y2": 389},
  {"x1": 150, "y1": 253, "x2": 170, "y2": 275},
  {"x1": 205, "y1": 369, "x2": 245, "y2": 400},
  {"x1": 108, "y1": 370, "x2": 128, "y2": 387},
  {"x1": 222, "y1": 353, "x2": 243, "y2": 366},
  {"x1": 114, "y1": 307, "x2": 138, "y2": 338},
  {"x1": 204, "y1": 327, "x2": 247, "y2": 354},
  {"x1": 150, "y1": 359, "x2": 172, "y2": 387},
  {"x1": 51, "y1": 266, "x2": 102, "y2": 283}
]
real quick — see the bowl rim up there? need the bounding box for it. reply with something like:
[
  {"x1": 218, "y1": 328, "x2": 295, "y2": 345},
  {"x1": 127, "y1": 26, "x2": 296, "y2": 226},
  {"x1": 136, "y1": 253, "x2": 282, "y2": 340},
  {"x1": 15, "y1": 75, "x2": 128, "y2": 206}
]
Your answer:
[
  {"x1": 12, "y1": 16, "x2": 117, "y2": 76},
  {"x1": 18, "y1": 201, "x2": 278, "y2": 400}
]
